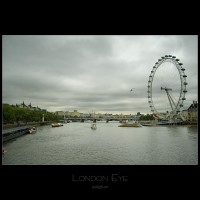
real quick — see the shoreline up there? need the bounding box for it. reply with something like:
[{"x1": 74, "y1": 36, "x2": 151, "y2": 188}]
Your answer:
[{"x1": 2, "y1": 121, "x2": 53, "y2": 130}]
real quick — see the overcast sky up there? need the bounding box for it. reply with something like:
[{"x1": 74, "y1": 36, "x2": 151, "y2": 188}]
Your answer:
[{"x1": 2, "y1": 35, "x2": 198, "y2": 114}]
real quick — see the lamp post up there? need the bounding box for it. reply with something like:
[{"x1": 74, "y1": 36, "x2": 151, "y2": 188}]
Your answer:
[{"x1": 42, "y1": 114, "x2": 44, "y2": 123}]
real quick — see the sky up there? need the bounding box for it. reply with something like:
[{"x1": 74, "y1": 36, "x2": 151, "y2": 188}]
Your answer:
[{"x1": 2, "y1": 35, "x2": 198, "y2": 114}]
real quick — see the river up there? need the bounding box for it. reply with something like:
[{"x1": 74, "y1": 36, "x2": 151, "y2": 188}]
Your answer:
[{"x1": 2, "y1": 122, "x2": 198, "y2": 165}]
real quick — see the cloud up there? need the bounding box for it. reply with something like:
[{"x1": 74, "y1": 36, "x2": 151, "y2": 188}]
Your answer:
[{"x1": 2, "y1": 35, "x2": 198, "y2": 114}]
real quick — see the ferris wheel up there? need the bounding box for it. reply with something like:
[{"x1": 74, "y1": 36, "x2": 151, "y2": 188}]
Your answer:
[{"x1": 147, "y1": 55, "x2": 187, "y2": 118}]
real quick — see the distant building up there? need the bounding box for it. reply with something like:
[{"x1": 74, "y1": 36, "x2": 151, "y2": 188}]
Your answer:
[
  {"x1": 16, "y1": 101, "x2": 28, "y2": 109},
  {"x1": 80, "y1": 113, "x2": 90, "y2": 118},
  {"x1": 55, "y1": 111, "x2": 65, "y2": 116},
  {"x1": 70, "y1": 110, "x2": 80, "y2": 117},
  {"x1": 187, "y1": 101, "x2": 198, "y2": 123},
  {"x1": 63, "y1": 110, "x2": 80, "y2": 117},
  {"x1": 182, "y1": 101, "x2": 198, "y2": 123},
  {"x1": 94, "y1": 113, "x2": 105, "y2": 118},
  {"x1": 16, "y1": 101, "x2": 46, "y2": 112}
]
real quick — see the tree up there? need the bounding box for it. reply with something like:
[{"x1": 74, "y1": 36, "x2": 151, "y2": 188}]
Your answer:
[
  {"x1": 3, "y1": 104, "x2": 16, "y2": 123},
  {"x1": 3, "y1": 103, "x2": 64, "y2": 123},
  {"x1": 139, "y1": 114, "x2": 154, "y2": 120}
]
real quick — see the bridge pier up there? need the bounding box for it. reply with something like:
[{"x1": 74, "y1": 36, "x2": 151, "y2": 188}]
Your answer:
[{"x1": 106, "y1": 119, "x2": 109, "y2": 123}]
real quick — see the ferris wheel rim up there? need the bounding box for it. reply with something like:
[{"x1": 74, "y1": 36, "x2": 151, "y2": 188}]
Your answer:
[{"x1": 147, "y1": 55, "x2": 187, "y2": 114}]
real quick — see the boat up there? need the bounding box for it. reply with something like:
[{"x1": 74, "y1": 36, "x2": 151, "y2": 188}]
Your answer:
[
  {"x1": 57, "y1": 123, "x2": 63, "y2": 126},
  {"x1": 52, "y1": 123, "x2": 63, "y2": 127},
  {"x1": 91, "y1": 123, "x2": 97, "y2": 130},
  {"x1": 118, "y1": 120, "x2": 142, "y2": 127},
  {"x1": 91, "y1": 111, "x2": 97, "y2": 130},
  {"x1": 52, "y1": 123, "x2": 59, "y2": 127},
  {"x1": 29, "y1": 126, "x2": 37, "y2": 134}
]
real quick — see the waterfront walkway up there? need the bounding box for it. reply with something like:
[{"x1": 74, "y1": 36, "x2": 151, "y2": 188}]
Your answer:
[{"x1": 2, "y1": 126, "x2": 32, "y2": 143}]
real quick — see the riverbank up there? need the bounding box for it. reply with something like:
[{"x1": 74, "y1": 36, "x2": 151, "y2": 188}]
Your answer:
[
  {"x1": 2, "y1": 121, "x2": 53, "y2": 130},
  {"x1": 139, "y1": 120, "x2": 197, "y2": 126}
]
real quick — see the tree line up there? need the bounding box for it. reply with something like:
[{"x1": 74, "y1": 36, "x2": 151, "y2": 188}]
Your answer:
[
  {"x1": 139, "y1": 114, "x2": 154, "y2": 121},
  {"x1": 3, "y1": 103, "x2": 62, "y2": 124}
]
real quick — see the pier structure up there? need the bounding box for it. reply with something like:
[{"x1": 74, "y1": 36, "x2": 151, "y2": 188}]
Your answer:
[{"x1": 2, "y1": 126, "x2": 32, "y2": 143}]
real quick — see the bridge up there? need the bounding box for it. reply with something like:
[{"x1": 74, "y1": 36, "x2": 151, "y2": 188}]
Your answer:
[{"x1": 60, "y1": 117, "x2": 139, "y2": 123}]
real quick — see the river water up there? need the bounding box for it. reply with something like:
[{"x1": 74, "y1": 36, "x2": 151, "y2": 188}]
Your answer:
[{"x1": 2, "y1": 122, "x2": 198, "y2": 165}]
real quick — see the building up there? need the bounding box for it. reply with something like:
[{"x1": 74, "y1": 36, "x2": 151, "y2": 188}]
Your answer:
[
  {"x1": 64, "y1": 110, "x2": 81, "y2": 118},
  {"x1": 187, "y1": 101, "x2": 198, "y2": 123},
  {"x1": 182, "y1": 101, "x2": 198, "y2": 123},
  {"x1": 16, "y1": 101, "x2": 28, "y2": 109},
  {"x1": 16, "y1": 101, "x2": 47, "y2": 112},
  {"x1": 80, "y1": 113, "x2": 90, "y2": 118},
  {"x1": 70, "y1": 110, "x2": 80, "y2": 117}
]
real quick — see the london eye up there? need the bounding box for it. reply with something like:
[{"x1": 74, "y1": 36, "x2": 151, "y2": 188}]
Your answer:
[{"x1": 147, "y1": 55, "x2": 187, "y2": 121}]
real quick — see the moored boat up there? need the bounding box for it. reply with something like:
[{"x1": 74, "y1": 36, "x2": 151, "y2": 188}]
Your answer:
[
  {"x1": 29, "y1": 126, "x2": 37, "y2": 133},
  {"x1": 52, "y1": 123, "x2": 64, "y2": 127},
  {"x1": 58, "y1": 123, "x2": 63, "y2": 126}
]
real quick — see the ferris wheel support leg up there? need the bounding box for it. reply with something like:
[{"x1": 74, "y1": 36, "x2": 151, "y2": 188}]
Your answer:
[
  {"x1": 168, "y1": 94, "x2": 177, "y2": 109},
  {"x1": 166, "y1": 91, "x2": 174, "y2": 111}
]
